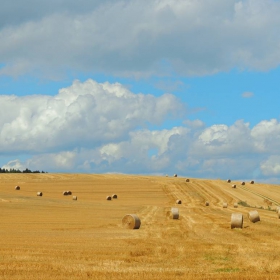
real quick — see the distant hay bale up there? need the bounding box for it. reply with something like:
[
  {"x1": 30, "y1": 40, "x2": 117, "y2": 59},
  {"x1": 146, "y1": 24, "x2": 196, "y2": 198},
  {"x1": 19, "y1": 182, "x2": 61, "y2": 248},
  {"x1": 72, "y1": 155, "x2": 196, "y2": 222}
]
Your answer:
[
  {"x1": 276, "y1": 206, "x2": 280, "y2": 213},
  {"x1": 67, "y1": 191, "x2": 72, "y2": 195},
  {"x1": 73, "y1": 196, "x2": 77, "y2": 200},
  {"x1": 106, "y1": 196, "x2": 112, "y2": 200},
  {"x1": 205, "y1": 201, "x2": 209, "y2": 206},
  {"x1": 174, "y1": 174, "x2": 177, "y2": 177},
  {"x1": 250, "y1": 180, "x2": 255, "y2": 184},
  {"x1": 112, "y1": 194, "x2": 118, "y2": 199},
  {"x1": 37, "y1": 192, "x2": 43, "y2": 196},
  {"x1": 227, "y1": 179, "x2": 231, "y2": 183},
  {"x1": 222, "y1": 202, "x2": 228, "y2": 208},
  {"x1": 15, "y1": 186, "x2": 20, "y2": 190},
  {"x1": 248, "y1": 210, "x2": 260, "y2": 223},
  {"x1": 277, "y1": 210, "x2": 280, "y2": 219},
  {"x1": 185, "y1": 178, "x2": 190, "y2": 182},
  {"x1": 63, "y1": 191, "x2": 68, "y2": 196},
  {"x1": 231, "y1": 213, "x2": 243, "y2": 229},
  {"x1": 122, "y1": 214, "x2": 141, "y2": 229},
  {"x1": 176, "y1": 199, "x2": 182, "y2": 204},
  {"x1": 234, "y1": 203, "x2": 238, "y2": 208},
  {"x1": 167, "y1": 207, "x2": 179, "y2": 219},
  {"x1": 165, "y1": 174, "x2": 168, "y2": 177},
  {"x1": 241, "y1": 182, "x2": 245, "y2": 185},
  {"x1": 232, "y1": 184, "x2": 237, "y2": 188}
]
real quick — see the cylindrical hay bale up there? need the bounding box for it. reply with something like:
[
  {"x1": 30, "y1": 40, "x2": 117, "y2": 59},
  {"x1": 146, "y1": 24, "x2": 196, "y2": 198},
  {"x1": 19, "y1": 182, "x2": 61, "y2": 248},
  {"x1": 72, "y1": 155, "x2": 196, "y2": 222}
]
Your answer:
[
  {"x1": 276, "y1": 206, "x2": 280, "y2": 213},
  {"x1": 185, "y1": 178, "x2": 190, "y2": 182},
  {"x1": 37, "y1": 192, "x2": 43, "y2": 196},
  {"x1": 232, "y1": 184, "x2": 236, "y2": 188},
  {"x1": 231, "y1": 213, "x2": 243, "y2": 229},
  {"x1": 112, "y1": 194, "x2": 118, "y2": 199},
  {"x1": 106, "y1": 196, "x2": 112, "y2": 200},
  {"x1": 227, "y1": 179, "x2": 231, "y2": 183},
  {"x1": 67, "y1": 191, "x2": 72, "y2": 195},
  {"x1": 248, "y1": 210, "x2": 260, "y2": 223},
  {"x1": 73, "y1": 196, "x2": 77, "y2": 200},
  {"x1": 250, "y1": 180, "x2": 254, "y2": 184},
  {"x1": 241, "y1": 182, "x2": 245, "y2": 185},
  {"x1": 174, "y1": 174, "x2": 177, "y2": 177},
  {"x1": 222, "y1": 202, "x2": 228, "y2": 208},
  {"x1": 122, "y1": 214, "x2": 141, "y2": 229},
  {"x1": 205, "y1": 201, "x2": 209, "y2": 206},
  {"x1": 277, "y1": 211, "x2": 280, "y2": 219},
  {"x1": 234, "y1": 203, "x2": 238, "y2": 208},
  {"x1": 15, "y1": 186, "x2": 20, "y2": 190},
  {"x1": 169, "y1": 207, "x2": 179, "y2": 219},
  {"x1": 176, "y1": 199, "x2": 182, "y2": 204},
  {"x1": 63, "y1": 191, "x2": 68, "y2": 196}
]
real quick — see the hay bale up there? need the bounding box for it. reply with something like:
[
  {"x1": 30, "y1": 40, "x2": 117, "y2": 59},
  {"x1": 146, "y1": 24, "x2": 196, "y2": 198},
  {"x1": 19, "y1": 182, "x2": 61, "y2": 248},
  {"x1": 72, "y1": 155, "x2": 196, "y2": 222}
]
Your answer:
[
  {"x1": 63, "y1": 191, "x2": 68, "y2": 196},
  {"x1": 122, "y1": 214, "x2": 141, "y2": 229},
  {"x1": 185, "y1": 178, "x2": 190, "y2": 182},
  {"x1": 234, "y1": 203, "x2": 238, "y2": 208},
  {"x1": 37, "y1": 192, "x2": 43, "y2": 196},
  {"x1": 205, "y1": 201, "x2": 209, "y2": 206},
  {"x1": 167, "y1": 207, "x2": 179, "y2": 219},
  {"x1": 250, "y1": 180, "x2": 255, "y2": 184},
  {"x1": 174, "y1": 174, "x2": 178, "y2": 177},
  {"x1": 248, "y1": 210, "x2": 260, "y2": 223},
  {"x1": 241, "y1": 182, "x2": 245, "y2": 185},
  {"x1": 67, "y1": 191, "x2": 72, "y2": 195},
  {"x1": 227, "y1": 179, "x2": 231, "y2": 183},
  {"x1": 15, "y1": 186, "x2": 20, "y2": 190},
  {"x1": 222, "y1": 202, "x2": 228, "y2": 208},
  {"x1": 106, "y1": 196, "x2": 112, "y2": 200},
  {"x1": 277, "y1": 210, "x2": 280, "y2": 219},
  {"x1": 231, "y1": 213, "x2": 243, "y2": 229},
  {"x1": 112, "y1": 194, "x2": 118, "y2": 199},
  {"x1": 176, "y1": 199, "x2": 182, "y2": 204},
  {"x1": 73, "y1": 196, "x2": 77, "y2": 200},
  {"x1": 232, "y1": 184, "x2": 236, "y2": 188}
]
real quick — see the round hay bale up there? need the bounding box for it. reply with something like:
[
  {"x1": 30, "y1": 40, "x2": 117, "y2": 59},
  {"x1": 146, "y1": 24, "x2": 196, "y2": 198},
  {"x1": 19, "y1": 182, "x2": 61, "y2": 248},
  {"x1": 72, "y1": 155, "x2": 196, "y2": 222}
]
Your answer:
[
  {"x1": 67, "y1": 191, "x2": 72, "y2": 195},
  {"x1": 185, "y1": 178, "x2": 190, "y2": 182},
  {"x1": 248, "y1": 210, "x2": 260, "y2": 223},
  {"x1": 15, "y1": 186, "x2": 20, "y2": 190},
  {"x1": 231, "y1": 213, "x2": 243, "y2": 229},
  {"x1": 106, "y1": 196, "x2": 112, "y2": 200},
  {"x1": 227, "y1": 179, "x2": 231, "y2": 183},
  {"x1": 63, "y1": 191, "x2": 68, "y2": 196},
  {"x1": 167, "y1": 207, "x2": 179, "y2": 219},
  {"x1": 234, "y1": 203, "x2": 238, "y2": 208},
  {"x1": 250, "y1": 180, "x2": 255, "y2": 184},
  {"x1": 37, "y1": 192, "x2": 43, "y2": 196},
  {"x1": 241, "y1": 182, "x2": 245, "y2": 185},
  {"x1": 174, "y1": 174, "x2": 178, "y2": 177},
  {"x1": 112, "y1": 194, "x2": 118, "y2": 199},
  {"x1": 176, "y1": 199, "x2": 182, "y2": 204},
  {"x1": 222, "y1": 202, "x2": 228, "y2": 208},
  {"x1": 122, "y1": 214, "x2": 141, "y2": 229},
  {"x1": 276, "y1": 206, "x2": 280, "y2": 213},
  {"x1": 232, "y1": 184, "x2": 236, "y2": 188},
  {"x1": 277, "y1": 211, "x2": 280, "y2": 219},
  {"x1": 73, "y1": 196, "x2": 77, "y2": 200},
  {"x1": 205, "y1": 201, "x2": 209, "y2": 206}
]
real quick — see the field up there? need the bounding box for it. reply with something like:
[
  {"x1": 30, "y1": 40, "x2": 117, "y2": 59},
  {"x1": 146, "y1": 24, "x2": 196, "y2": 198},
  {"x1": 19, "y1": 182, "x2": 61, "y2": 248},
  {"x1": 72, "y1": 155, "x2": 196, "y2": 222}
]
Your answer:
[{"x1": 1, "y1": 173, "x2": 280, "y2": 279}]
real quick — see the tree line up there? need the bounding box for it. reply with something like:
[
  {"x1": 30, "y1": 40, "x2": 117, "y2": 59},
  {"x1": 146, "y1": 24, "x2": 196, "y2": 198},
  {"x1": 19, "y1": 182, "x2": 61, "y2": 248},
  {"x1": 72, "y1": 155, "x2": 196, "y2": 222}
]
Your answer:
[{"x1": 0, "y1": 168, "x2": 47, "y2": 173}]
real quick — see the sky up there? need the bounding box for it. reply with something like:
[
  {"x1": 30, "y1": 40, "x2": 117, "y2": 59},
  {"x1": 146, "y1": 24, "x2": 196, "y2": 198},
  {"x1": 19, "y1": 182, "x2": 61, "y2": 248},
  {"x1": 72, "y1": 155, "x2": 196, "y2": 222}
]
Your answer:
[{"x1": 1, "y1": 0, "x2": 280, "y2": 182}]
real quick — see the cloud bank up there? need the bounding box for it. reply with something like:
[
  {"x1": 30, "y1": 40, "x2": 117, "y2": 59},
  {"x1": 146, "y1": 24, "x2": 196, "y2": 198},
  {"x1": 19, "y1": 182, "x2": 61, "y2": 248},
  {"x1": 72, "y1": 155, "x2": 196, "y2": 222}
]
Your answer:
[
  {"x1": 1, "y1": 79, "x2": 280, "y2": 182},
  {"x1": 1, "y1": 0, "x2": 280, "y2": 77}
]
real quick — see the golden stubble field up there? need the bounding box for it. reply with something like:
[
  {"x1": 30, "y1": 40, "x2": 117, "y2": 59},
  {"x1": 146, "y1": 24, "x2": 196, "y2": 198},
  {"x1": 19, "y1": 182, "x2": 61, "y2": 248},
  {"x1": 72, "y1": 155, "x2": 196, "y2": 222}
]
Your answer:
[{"x1": 1, "y1": 173, "x2": 280, "y2": 280}]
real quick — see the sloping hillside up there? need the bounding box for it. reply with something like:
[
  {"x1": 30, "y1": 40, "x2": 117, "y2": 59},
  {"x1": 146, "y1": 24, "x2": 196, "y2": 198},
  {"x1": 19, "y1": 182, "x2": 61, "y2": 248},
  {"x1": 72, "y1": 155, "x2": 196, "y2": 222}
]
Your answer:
[{"x1": 1, "y1": 174, "x2": 280, "y2": 279}]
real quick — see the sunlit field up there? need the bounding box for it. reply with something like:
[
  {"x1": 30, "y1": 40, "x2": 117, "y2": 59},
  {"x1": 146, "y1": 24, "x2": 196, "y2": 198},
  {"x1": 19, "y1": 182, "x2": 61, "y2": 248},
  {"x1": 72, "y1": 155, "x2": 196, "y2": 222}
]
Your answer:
[{"x1": 1, "y1": 173, "x2": 280, "y2": 279}]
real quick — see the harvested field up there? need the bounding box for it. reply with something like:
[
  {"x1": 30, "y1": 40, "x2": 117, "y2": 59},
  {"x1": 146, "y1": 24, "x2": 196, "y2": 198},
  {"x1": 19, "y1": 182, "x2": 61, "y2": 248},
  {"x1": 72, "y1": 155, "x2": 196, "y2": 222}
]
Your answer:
[{"x1": 1, "y1": 173, "x2": 280, "y2": 279}]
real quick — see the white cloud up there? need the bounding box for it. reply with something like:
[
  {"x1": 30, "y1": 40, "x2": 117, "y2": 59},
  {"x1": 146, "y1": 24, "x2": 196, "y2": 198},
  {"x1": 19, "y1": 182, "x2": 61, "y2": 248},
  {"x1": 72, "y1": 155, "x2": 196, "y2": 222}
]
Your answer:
[
  {"x1": 260, "y1": 156, "x2": 280, "y2": 176},
  {"x1": 242, "y1": 92, "x2": 254, "y2": 98},
  {"x1": 1, "y1": 0, "x2": 280, "y2": 77}
]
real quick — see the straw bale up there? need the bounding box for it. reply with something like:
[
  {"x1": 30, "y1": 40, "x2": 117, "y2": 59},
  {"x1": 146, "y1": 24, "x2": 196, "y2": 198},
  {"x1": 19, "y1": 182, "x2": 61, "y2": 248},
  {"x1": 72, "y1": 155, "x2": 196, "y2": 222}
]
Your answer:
[
  {"x1": 241, "y1": 181, "x2": 245, "y2": 185},
  {"x1": 205, "y1": 201, "x2": 209, "y2": 206},
  {"x1": 248, "y1": 210, "x2": 260, "y2": 223},
  {"x1": 174, "y1": 174, "x2": 177, "y2": 177},
  {"x1": 231, "y1": 213, "x2": 243, "y2": 229},
  {"x1": 222, "y1": 202, "x2": 228, "y2": 208},
  {"x1": 37, "y1": 192, "x2": 43, "y2": 196},
  {"x1": 167, "y1": 207, "x2": 179, "y2": 219},
  {"x1": 67, "y1": 191, "x2": 72, "y2": 195},
  {"x1": 73, "y1": 196, "x2": 77, "y2": 200},
  {"x1": 234, "y1": 203, "x2": 238, "y2": 208},
  {"x1": 227, "y1": 179, "x2": 231, "y2": 183},
  {"x1": 250, "y1": 180, "x2": 255, "y2": 184},
  {"x1": 176, "y1": 199, "x2": 182, "y2": 204},
  {"x1": 15, "y1": 186, "x2": 20, "y2": 190},
  {"x1": 122, "y1": 214, "x2": 141, "y2": 229},
  {"x1": 106, "y1": 196, "x2": 112, "y2": 200},
  {"x1": 112, "y1": 194, "x2": 118, "y2": 199},
  {"x1": 185, "y1": 178, "x2": 190, "y2": 182},
  {"x1": 232, "y1": 184, "x2": 236, "y2": 188}
]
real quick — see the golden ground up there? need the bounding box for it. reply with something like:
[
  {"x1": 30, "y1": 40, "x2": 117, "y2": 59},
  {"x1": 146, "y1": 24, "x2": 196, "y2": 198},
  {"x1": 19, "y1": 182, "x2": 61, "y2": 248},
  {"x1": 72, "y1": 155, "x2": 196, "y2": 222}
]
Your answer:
[{"x1": 1, "y1": 173, "x2": 280, "y2": 279}]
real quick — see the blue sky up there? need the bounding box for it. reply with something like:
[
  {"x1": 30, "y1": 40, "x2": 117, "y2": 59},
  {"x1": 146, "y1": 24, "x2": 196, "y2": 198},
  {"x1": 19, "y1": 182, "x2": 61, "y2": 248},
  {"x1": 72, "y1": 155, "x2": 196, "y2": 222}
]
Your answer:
[{"x1": 1, "y1": 0, "x2": 280, "y2": 182}]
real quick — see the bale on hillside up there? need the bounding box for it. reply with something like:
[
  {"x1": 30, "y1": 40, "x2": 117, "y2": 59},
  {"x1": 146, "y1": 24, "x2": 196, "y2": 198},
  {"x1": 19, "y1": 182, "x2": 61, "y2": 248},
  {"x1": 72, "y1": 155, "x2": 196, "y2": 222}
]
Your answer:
[
  {"x1": 176, "y1": 199, "x2": 182, "y2": 204},
  {"x1": 222, "y1": 202, "x2": 228, "y2": 208},
  {"x1": 63, "y1": 191, "x2": 68, "y2": 195},
  {"x1": 205, "y1": 201, "x2": 209, "y2": 206},
  {"x1": 232, "y1": 184, "x2": 237, "y2": 188},
  {"x1": 250, "y1": 180, "x2": 255, "y2": 184},
  {"x1": 174, "y1": 174, "x2": 177, "y2": 177},
  {"x1": 73, "y1": 196, "x2": 77, "y2": 200},
  {"x1": 15, "y1": 186, "x2": 20, "y2": 190},
  {"x1": 106, "y1": 196, "x2": 112, "y2": 200},
  {"x1": 167, "y1": 207, "x2": 179, "y2": 219},
  {"x1": 231, "y1": 213, "x2": 243, "y2": 229},
  {"x1": 122, "y1": 214, "x2": 141, "y2": 229},
  {"x1": 112, "y1": 194, "x2": 118, "y2": 199},
  {"x1": 37, "y1": 192, "x2": 43, "y2": 196},
  {"x1": 277, "y1": 210, "x2": 280, "y2": 219},
  {"x1": 241, "y1": 182, "x2": 245, "y2": 185},
  {"x1": 234, "y1": 203, "x2": 238, "y2": 208},
  {"x1": 185, "y1": 179, "x2": 190, "y2": 182},
  {"x1": 227, "y1": 179, "x2": 231, "y2": 183},
  {"x1": 248, "y1": 210, "x2": 260, "y2": 223},
  {"x1": 67, "y1": 191, "x2": 72, "y2": 195}
]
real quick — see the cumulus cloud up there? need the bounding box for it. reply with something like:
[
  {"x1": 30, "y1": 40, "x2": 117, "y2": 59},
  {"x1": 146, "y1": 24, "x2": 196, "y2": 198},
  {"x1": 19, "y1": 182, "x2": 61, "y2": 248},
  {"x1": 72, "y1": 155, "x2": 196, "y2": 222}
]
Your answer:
[
  {"x1": 242, "y1": 92, "x2": 254, "y2": 98},
  {"x1": 1, "y1": 0, "x2": 280, "y2": 77}
]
